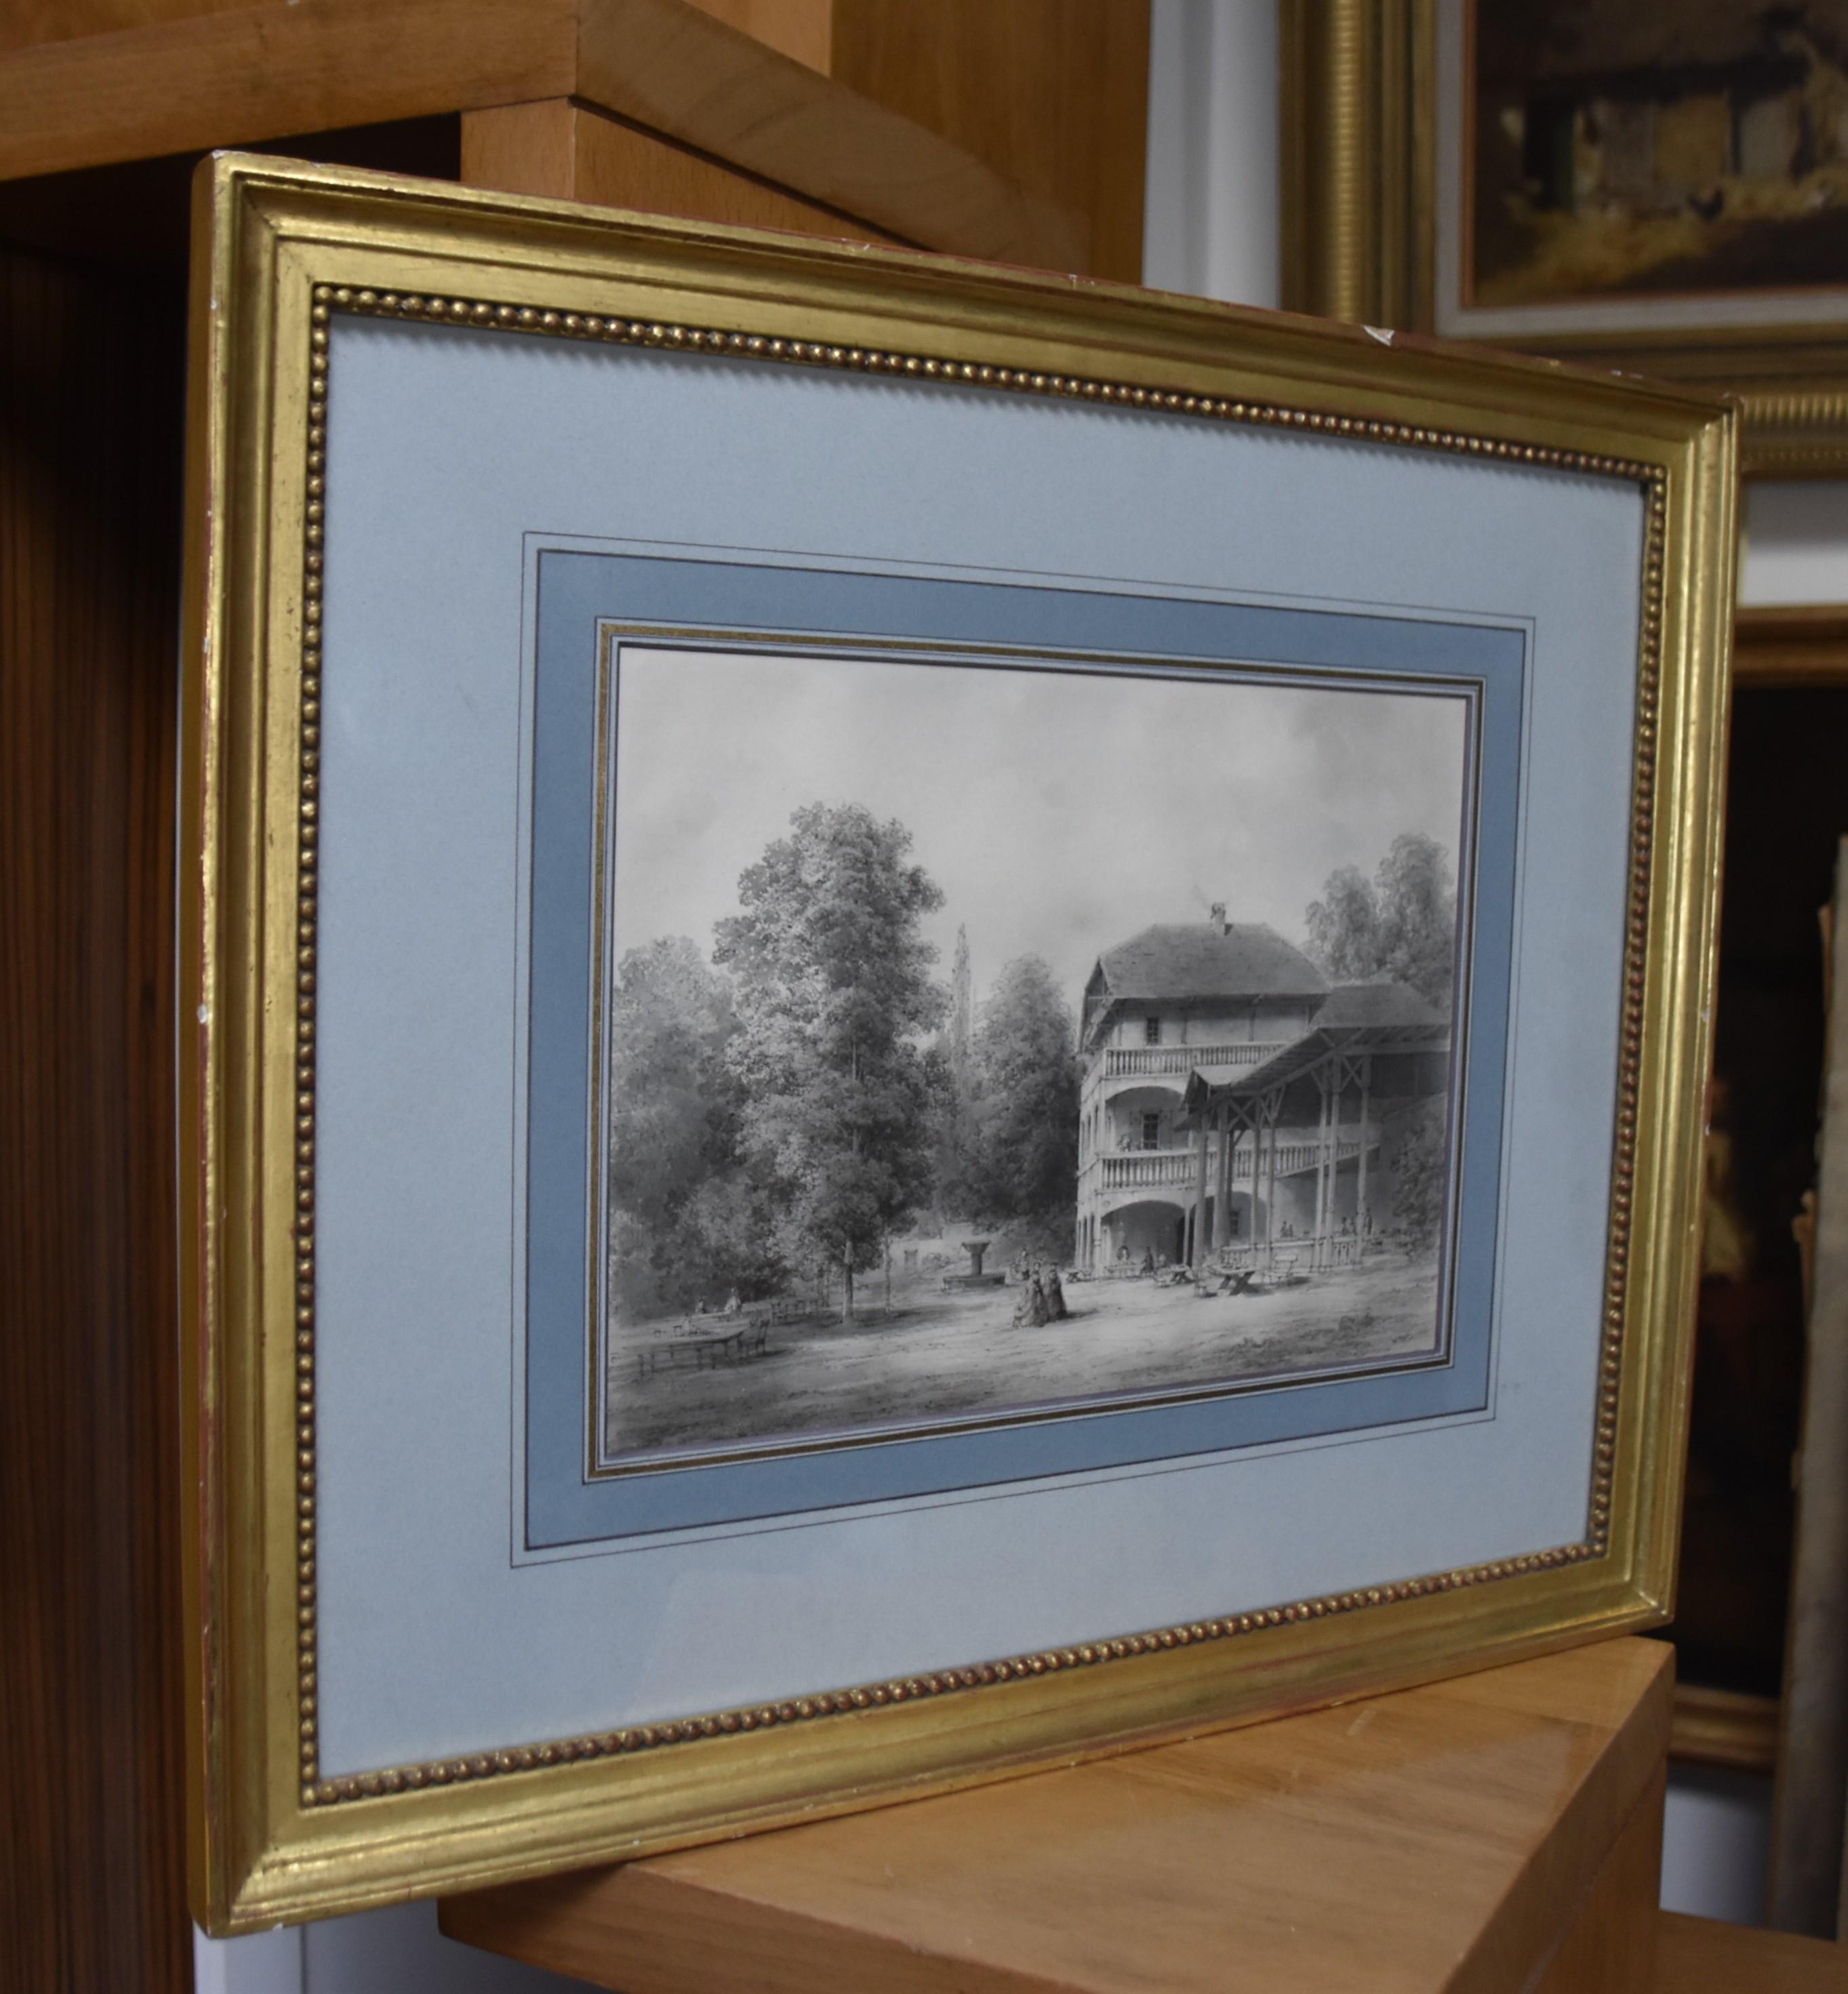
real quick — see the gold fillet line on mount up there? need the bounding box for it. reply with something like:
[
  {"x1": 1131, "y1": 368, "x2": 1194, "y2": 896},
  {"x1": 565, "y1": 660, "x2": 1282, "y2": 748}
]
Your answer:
[{"x1": 292, "y1": 281, "x2": 1664, "y2": 1811}]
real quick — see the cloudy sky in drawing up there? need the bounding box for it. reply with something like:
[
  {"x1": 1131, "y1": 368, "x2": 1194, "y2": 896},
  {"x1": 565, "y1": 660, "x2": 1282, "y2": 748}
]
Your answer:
[{"x1": 609, "y1": 643, "x2": 1472, "y2": 1015}]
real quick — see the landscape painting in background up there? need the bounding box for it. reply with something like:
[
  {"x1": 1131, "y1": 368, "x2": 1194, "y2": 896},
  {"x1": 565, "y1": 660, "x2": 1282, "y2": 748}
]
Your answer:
[
  {"x1": 1470, "y1": 0, "x2": 1848, "y2": 306},
  {"x1": 597, "y1": 646, "x2": 1471, "y2": 1466}
]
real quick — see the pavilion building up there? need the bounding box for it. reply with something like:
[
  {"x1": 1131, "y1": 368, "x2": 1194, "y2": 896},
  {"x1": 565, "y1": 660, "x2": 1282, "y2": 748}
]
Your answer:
[{"x1": 1074, "y1": 907, "x2": 1451, "y2": 1273}]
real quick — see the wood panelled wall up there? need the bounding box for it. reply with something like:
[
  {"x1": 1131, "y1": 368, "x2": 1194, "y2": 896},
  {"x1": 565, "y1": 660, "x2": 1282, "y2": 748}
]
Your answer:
[{"x1": 0, "y1": 244, "x2": 190, "y2": 1992}]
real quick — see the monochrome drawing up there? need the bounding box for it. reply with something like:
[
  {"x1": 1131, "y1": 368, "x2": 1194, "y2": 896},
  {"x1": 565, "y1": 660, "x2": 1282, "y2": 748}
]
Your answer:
[{"x1": 596, "y1": 644, "x2": 1471, "y2": 1465}]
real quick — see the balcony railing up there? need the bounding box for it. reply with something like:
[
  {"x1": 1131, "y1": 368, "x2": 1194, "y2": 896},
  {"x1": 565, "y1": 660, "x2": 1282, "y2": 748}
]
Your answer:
[
  {"x1": 1098, "y1": 1150, "x2": 1194, "y2": 1189},
  {"x1": 1089, "y1": 1133, "x2": 1374, "y2": 1193},
  {"x1": 1100, "y1": 1041, "x2": 1288, "y2": 1080},
  {"x1": 1273, "y1": 1135, "x2": 1367, "y2": 1175}
]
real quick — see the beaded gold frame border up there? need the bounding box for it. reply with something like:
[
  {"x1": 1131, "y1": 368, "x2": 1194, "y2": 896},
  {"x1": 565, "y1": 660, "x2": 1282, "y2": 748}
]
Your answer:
[{"x1": 289, "y1": 280, "x2": 1665, "y2": 1810}]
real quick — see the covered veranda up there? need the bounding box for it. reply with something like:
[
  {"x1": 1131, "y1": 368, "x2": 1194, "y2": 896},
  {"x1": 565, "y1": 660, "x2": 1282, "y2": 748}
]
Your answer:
[{"x1": 1178, "y1": 983, "x2": 1451, "y2": 1279}]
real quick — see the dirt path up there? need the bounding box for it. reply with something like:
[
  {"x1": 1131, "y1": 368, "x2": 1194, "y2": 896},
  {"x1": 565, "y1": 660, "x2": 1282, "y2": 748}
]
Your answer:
[{"x1": 606, "y1": 1257, "x2": 1442, "y2": 1458}]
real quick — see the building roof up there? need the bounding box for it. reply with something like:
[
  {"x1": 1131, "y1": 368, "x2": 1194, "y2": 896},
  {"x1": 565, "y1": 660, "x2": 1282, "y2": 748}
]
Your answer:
[
  {"x1": 1180, "y1": 980, "x2": 1451, "y2": 1120},
  {"x1": 1314, "y1": 981, "x2": 1447, "y2": 1032},
  {"x1": 1090, "y1": 923, "x2": 1329, "y2": 1005}
]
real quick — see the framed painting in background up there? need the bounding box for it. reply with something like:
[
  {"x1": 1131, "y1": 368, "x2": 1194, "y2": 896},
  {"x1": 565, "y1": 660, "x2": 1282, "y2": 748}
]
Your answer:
[
  {"x1": 182, "y1": 154, "x2": 1731, "y2": 1932},
  {"x1": 1281, "y1": 0, "x2": 1848, "y2": 474},
  {"x1": 1672, "y1": 609, "x2": 1848, "y2": 1786}
]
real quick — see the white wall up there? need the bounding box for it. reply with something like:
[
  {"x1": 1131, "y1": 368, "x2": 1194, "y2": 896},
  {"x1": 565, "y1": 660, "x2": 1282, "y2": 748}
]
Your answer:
[
  {"x1": 1743, "y1": 483, "x2": 1848, "y2": 603},
  {"x1": 196, "y1": 1904, "x2": 587, "y2": 1994},
  {"x1": 1143, "y1": 0, "x2": 1279, "y2": 308},
  {"x1": 197, "y1": 6, "x2": 1828, "y2": 1981}
]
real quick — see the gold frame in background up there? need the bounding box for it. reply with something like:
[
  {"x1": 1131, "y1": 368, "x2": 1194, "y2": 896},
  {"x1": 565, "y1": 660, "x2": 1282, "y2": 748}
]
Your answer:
[
  {"x1": 1663, "y1": 605, "x2": 1848, "y2": 1776},
  {"x1": 1279, "y1": 0, "x2": 1848, "y2": 477},
  {"x1": 182, "y1": 152, "x2": 1735, "y2": 1934}
]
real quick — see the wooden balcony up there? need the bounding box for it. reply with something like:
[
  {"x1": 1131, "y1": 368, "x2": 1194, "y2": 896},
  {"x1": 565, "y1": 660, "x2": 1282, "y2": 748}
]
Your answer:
[
  {"x1": 1100, "y1": 1041, "x2": 1288, "y2": 1080},
  {"x1": 1089, "y1": 1134, "x2": 1373, "y2": 1196}
]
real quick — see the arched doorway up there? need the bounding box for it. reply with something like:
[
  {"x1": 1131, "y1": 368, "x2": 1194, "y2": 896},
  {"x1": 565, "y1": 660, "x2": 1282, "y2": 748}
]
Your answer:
[{"x1": 1102, "y1": 1198, "x2": 1188, "y2": 1269}]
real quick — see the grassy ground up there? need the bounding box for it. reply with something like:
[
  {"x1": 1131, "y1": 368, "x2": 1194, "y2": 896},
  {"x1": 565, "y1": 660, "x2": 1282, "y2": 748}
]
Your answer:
[{"x1": 605, "y1": 1254, "x2": 1442, "y2": 1459}]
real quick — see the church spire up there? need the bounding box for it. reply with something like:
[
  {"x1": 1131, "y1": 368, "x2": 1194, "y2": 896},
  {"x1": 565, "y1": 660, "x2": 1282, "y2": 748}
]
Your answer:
[{"x1": 950, "y1": 925, "x2": 972, "y2": 1074}]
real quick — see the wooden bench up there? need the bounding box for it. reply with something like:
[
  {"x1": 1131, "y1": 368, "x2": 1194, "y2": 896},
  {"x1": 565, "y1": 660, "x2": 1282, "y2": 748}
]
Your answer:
[{"x1": 635, "y1": 1319, "x2": 769, "y2": 1381}]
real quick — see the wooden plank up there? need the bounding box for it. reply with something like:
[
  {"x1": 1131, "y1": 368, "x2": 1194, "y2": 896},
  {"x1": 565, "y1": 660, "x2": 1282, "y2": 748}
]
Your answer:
[
  {"x1": 1657, "y1": 1912, "x2": 1848, "y2": 1992},
  {"x1": 0, "y1": 0, "x2": 1091, "y2": 272},
  {"x1": 573, "y1": 0, "x2": 1089, "y2": 269},
  {"x1": 1533, "y1": 1772, "x2": 1664, "y2": 1994},
  {"x1": 441, "y1": 1640, "x2": 1672, "y2": 1994},
  {"x1": 0, "y1": 115, "x2": 460, "y2": 276},
  {"x1": 680, "y1": 0, "x2": 832, "y2": 74},
  {"x1": 830, "y1": 0, "x2": 1150, "y2": 283},
  {"x1": 0, "y1": 0, "x2": 256, "y2": 58},
  {"x1": 462, "y1": 97, "x2": 906, "y2": 245},
  {"x1": 0, "y1": 0, "x2": 576, "y2": 183},
  {"x1": 0, "y1": 243, "x2": 190, "y2": 1993}
]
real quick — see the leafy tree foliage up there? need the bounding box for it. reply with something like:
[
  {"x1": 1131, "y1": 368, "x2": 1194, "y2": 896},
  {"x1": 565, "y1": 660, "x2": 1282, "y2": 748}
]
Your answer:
[
  {"x1": 1302, "y1": 865, "x2": 1380, "y2": 985},
  {"x1": 1305, "y1": 832, "x2": 1457, "y2": 1008},
  {"x1": 1387, "y1": 1099, "x2": 1449, "y2": 1253},
  {"x1": 959, "y1": 955, "x2": 1080, "y2": 1250},
  {"x1": 715, "y1": 803, "x2": 948, "y2": 1318},
  {"x1": 604, "y1": 937, "x2": 782, "y2": 1317}
]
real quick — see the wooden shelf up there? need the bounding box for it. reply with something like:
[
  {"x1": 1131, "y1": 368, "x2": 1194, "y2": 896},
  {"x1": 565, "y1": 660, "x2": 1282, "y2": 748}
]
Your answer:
[
  {"x1": 1658, "y1": 1913, "x2": 1847, "y2": 1991},
  {"x1": 441, "y1": 1638, "x2": 1675, "y2": 1994},
  {"x1": 0, "y1": 0, "x2": 1147, "y2": 278},
  {"x1": 0, "y1": 10, "x2": 1149, "y2": 1986}
]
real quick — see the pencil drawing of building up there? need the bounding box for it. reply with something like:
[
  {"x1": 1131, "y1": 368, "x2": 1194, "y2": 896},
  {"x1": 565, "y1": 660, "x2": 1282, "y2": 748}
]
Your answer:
[{"x1": 1074, "y1": 907, "x2": 1451, "y2": 1273}]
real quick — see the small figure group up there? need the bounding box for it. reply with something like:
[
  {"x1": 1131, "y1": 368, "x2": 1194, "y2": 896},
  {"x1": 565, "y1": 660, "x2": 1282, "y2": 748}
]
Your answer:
[{"x1": 1013, "y1": 1263, "x2": 1070, "y2": 1327}]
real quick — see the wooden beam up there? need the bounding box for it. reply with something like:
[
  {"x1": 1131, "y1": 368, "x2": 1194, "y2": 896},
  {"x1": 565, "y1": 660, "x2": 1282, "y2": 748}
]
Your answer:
[
  {"x1": 1, "y1": 0, "x2": 259, "y2": 58},
  {"x1": 830, "y1": 1, "x2": 1150, "y2": 283},
  {"x1": 0, "y1": 0, "x2": 576, "y2": 183},
  {"x1": 462, "y1": 97, "x2": 906, "y2": 245},
  {"x1": 0, "y1": 0, "x2": 1091, "y2": 272},
  {"x1": 441, "y1": 1642, "x2": 1674, "y2": 1994},
  {"x1": 1657, "y1": 1912, "x2": 1847, "y2": 1993},
  {"x1": 573, "y1": 0, "x2": 1089, "y2": 268},
  {"x1": 679, "y1": 0, "x2": 832, "y2": 75}
]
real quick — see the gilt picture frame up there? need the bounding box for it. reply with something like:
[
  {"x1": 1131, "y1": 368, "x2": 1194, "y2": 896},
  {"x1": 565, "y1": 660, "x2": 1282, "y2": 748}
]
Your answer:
[
  {"x1": 182, "y1": 152, "x2": 1733, "y2": 1933},
  {"x1": 1281, "y1": 0, "x2": 1848, "y2": 476}
]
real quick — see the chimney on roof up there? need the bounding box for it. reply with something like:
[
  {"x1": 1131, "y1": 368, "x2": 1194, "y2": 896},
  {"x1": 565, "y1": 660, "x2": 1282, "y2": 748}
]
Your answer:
[{"x1": 1209, "y1": 901, "x2": 1228, "y2": 935}]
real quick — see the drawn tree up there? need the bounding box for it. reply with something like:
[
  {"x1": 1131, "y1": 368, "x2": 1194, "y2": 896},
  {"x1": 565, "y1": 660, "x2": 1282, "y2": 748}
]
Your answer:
[
  {"x1": 959, "y1": 954, "x2": 1081, "y2": 1252},
  {"x1": 605, "y1": 935, "x2": 783, "y2": 1315},
  {"x1": 1388, "y1": 1099, "x2": 1449, "y2": 1254},
  {"x1": 1302, "y1": 864, "x2": 1380, "y2": 985},
  {"x1": 1305, "y1": 832, "x2": 1457, "y2": 1009},
  {"x1": 715, "y1": 802, "x2": 948, "y2": 1320},
  {"x1": 1372, "y1": 833, "x2": 1458, "y2": 1008}
]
